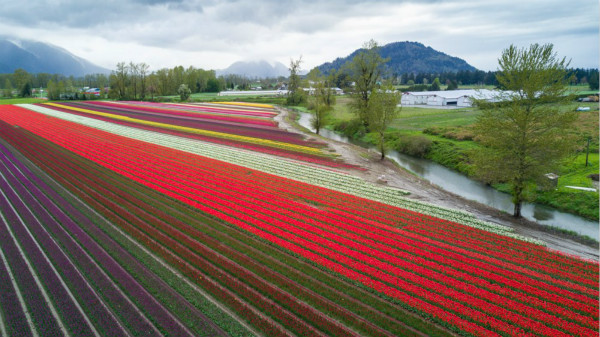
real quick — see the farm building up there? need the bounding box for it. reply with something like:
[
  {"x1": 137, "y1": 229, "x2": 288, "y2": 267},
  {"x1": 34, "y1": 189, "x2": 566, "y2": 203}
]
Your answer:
[
  {"x1": 218, "y1": 89, "x2": 288, "y2": 96},
  {"x1": 401, "y1": 89, "x2": 502, "y2": 107}
]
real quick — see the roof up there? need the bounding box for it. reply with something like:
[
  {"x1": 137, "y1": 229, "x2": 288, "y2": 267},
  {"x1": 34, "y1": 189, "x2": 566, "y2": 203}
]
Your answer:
[{"x1": 402, "y1": 89, "x2": 503, "y2": 100}]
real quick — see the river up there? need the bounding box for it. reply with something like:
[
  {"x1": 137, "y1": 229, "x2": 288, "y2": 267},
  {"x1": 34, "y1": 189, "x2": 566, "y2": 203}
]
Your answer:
[{"x1": 297, "y1": 112, "x2": 599, "y2": 239}]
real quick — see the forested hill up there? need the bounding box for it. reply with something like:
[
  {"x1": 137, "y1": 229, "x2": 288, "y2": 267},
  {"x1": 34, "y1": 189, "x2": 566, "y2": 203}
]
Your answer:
[{"x1": 316, "y1": 41, "x2": 477, "y2": 75}]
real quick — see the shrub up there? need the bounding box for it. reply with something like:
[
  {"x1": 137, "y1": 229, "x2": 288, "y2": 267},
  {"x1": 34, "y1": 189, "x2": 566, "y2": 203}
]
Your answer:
[
  {"x1": 332, "y1": 119, "x2": 366, "y2": 139},
  {"x1": 394, "y1": 135, "x2": 433, "y2": 158}
]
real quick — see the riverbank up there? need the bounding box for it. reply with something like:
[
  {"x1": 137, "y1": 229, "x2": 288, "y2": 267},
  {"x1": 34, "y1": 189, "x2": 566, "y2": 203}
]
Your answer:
[
  {"x1": 276, "y1": 107, "x2": 599, "y2": 261},
  {"x1": 328, "y1": 103, "x2": 599, "y2": 221}
]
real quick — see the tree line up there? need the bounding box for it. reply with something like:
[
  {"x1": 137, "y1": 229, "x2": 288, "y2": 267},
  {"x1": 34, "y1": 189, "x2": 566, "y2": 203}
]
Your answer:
[
  {"x1": 108, "y1": 62, "x2": 227, "y2": 100},
  {"x1": 322, "y1": 66, "x2": 598, "y2": 92}
]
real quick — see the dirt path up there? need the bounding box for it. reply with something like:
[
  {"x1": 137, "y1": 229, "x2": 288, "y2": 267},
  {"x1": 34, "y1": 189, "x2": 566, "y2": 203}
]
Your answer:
[{"x1": 276, "y1": 107, "x2": 599, "y2": 261}]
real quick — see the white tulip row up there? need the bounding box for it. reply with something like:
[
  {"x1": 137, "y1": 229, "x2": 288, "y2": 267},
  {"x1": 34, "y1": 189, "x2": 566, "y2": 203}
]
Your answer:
[{"x1": 20, "y1": 104, "x2": 543, "y2": 245}]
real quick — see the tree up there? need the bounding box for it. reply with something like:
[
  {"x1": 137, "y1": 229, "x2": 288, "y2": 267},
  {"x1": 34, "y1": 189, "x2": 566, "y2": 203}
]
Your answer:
[
  {"x1": 178, "y1": 84, "x2": 191, "y2": 101},
  {"x1": 13, "y1": 68, "x2": 30, "y2": 95},
  {"x1": 205, "y1": 77, "x2": 221, "y2": 92},
  {"x1": 3, "y1": 79, "x2": 13, "y2": 98},
  {"x1": 308, "y1": 70, "x2": 336, "y2": 134},
  {"x1": 430, "y1": 77, "x2": 441, "y2": 91},
  {"x1": 286, "y1": 56, "x2": 305, "y2": 105},
  {"x1": 348, "y1": 39, "x2": 387, "y2": 130},
  {"x1": 368, "y1": 86, "x2": 401, "y2": 159},
  {"x1": 20, "y1": 82, "x2": 32, "y2": 97},
  {"x1": 138, "y1": 62, "x2": 150, "y2": 100},
  {"x1": 473, "y1": 43, "x2": 578, "y2": 217},
  {"x1": 110, "y1": 62, "x2": 129, "y2": 100},
  {"x1": 446, "y1": 79, "x2": 458, "y2": 90},
  {"x1": 588, "y1": 69, "x2": 599, "y2": 90}
]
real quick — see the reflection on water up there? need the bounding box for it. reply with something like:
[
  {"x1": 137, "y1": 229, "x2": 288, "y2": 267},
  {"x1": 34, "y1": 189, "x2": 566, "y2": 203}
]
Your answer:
[{"x1": 297, "y1": 111, "x2": 599, "y2": 238}]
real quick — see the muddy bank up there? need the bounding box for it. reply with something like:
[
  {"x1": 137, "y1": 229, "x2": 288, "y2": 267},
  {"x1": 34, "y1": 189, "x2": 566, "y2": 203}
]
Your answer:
[{"x1": 276, "y1": 107, "x2": 599, "y2": 261}]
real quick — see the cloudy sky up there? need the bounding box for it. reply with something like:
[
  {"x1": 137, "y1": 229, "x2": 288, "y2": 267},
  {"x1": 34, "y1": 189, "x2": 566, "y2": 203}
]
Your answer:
[{"x1": 2, "y1": 0, "x2": 598, "y2": 72}]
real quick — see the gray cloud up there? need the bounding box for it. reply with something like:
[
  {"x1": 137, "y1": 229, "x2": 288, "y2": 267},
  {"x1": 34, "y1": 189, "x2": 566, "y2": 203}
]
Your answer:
[{"x1": 2, "y1": 0, "x2": 597, "y2": 71}]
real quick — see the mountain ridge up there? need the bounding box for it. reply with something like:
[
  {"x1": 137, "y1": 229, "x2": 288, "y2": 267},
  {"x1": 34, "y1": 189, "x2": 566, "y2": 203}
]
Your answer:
[
  {"x1": 316, "y1": 41, "x2": 477, "y2": 75},
  {"x1": 0, "y1": 36, "x2": 110, "y2": 76}
]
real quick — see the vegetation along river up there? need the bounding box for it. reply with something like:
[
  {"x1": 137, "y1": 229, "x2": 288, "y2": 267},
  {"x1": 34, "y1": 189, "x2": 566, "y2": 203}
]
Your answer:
[{"x1": 298, "y1": 112, "x2": 599, "y2": 239}]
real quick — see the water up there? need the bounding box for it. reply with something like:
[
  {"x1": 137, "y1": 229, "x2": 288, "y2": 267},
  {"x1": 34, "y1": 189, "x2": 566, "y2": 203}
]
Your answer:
[{"x1": 297, "y1": 112, "x2": 599, "y2": 238}]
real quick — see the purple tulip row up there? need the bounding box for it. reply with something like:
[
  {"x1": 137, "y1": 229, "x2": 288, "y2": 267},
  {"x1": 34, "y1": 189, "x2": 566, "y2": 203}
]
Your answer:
[
  {"x1": 0, "y1": 142, "x2": 215, "y2": 337},
  {"x1": 13, "y1": 137, "x2": 230, "y2": 335}
]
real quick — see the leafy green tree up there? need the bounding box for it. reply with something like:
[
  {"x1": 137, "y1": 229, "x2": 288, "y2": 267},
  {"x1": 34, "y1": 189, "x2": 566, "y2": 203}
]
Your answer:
[
  {"x1": 368, "y1": 86, "x2": 401, "y2": 159},
  {"x1": 46, "y1": 80, "x2": 57, "y2": 100},
  {"x1": 286, "y1": 56, "x2": 305, "y2": 105},
  {"x1": 446, "y1": 79, "x2": 458, "y2": 90},
  {"x1": 13, "y1": 68, "x2": 30, "y2": 95},
  {"x1": 473, "y1": 43, "x2": 578, "y2": 217},
  {"x1": 20, "y1": 82, "x2": 32, "y2": 97},
  {"x1": 588, "y1": 70, "x2": 599, "y2": 90},
  {"x1": 178, "y1": 83, "x2": 191, "y2": 101},
  {"x1": 110, "y1": 62, "x2": 129, "y2": 100},
  {"x1": 430, "y1": 77, "x2": 441, "y2": 91},
  {"x1": 308, "y1": 70, "x2": 336, "y2": 134},
  {"x1": 348, "y1": 39, "x2": 387, "y2": 130},
  {"x1": 205, "y1": 77, "x2": 221, "y2": 92},
  {"x1": 3, "y1": 79, "x2": 13, "y2": 98}
]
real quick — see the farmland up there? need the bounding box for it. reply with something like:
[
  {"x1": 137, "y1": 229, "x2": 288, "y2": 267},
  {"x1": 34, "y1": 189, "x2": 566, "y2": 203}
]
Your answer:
[{"x1": 0, "y1": 101, "x2": 598, "y2": 337}]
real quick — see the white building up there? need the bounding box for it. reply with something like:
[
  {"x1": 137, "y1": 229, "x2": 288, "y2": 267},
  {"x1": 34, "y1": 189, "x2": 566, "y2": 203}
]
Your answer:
[
  {"x1": 401, "y1": 89, "x2": 503, "y2": 107},
  {"x1": 218, "y1": 90, "x2": 288, "y2": 96}
]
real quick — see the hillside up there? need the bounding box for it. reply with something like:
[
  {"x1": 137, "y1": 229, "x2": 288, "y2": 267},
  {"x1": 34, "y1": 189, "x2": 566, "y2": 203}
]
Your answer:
[
  {"x1": 316, "y1": 41, "x2": 477, "y2": 75},
  {"x1": 0, "y1": 36, "x2": 110, "y2": 76}
]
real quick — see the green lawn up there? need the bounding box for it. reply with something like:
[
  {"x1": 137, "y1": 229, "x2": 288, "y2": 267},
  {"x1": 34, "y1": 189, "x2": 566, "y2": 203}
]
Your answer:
[{"x1": 392, "y1": 108, "x2": 479, "y2": 131}]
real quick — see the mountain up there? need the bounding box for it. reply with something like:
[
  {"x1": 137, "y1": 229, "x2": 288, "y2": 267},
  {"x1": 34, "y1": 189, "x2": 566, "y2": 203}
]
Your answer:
[
  {"x1": 316, "y1": 41, "x2": 477, "y2": 75},
  {"x1": 0, "y1": 36, "x2": 110, "y2": 76},
  {"x1": 216, "y1": 60, "x2": 290, "y2": 79}
]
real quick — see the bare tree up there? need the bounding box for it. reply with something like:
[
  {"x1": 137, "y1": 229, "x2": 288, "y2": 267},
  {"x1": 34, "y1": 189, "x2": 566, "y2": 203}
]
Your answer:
[
  {"x1": 138, "y1": 62, "x2": 150, "y2": 100},
  {"x1": 286, "y1": 56, "x2": 305, "y2": 105}
]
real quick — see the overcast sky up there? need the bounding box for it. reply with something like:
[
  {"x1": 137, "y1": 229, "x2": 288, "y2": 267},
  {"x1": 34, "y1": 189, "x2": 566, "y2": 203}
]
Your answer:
[{"x1": 2, "y1": 0, "x2": 598, "y2": 72}]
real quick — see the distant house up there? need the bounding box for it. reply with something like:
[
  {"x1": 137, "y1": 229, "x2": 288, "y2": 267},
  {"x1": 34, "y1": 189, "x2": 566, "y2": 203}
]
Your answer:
[
  {"x1": 401, "y1": 89, "x2": 503, "y2": 107},
  {"x1": 82, "y1": 88, "x2": 101, "y2": 96}
]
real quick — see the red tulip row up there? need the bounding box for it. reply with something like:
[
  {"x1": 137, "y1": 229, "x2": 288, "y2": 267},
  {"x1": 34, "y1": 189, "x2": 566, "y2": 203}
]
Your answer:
[
  {"x1": 266, "y1": 179, "x2": 597, "y2": 278},
  {"x1": 4, "y1": 105, "x2": 596, "y2": 296},
  {"x1": 107, "y1": 142, "x2": 594, "y2": 326},
  {"x1": 228, "y1": 162, "x2": 598, "y2": 282},
  {"x1": 2, "y1": 105, "x2": 598, "y2": 336},
  {"x1": 3, "y1": 117, "x2": 450, "y2": 337},
  {"x1": 43, "y1": 126, "x2": 600, "y2": 334}
]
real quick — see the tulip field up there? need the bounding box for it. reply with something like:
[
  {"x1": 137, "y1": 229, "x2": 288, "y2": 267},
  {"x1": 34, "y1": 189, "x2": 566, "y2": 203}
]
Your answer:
[{"x1": 0, "y1": 101, "x2": 597, "y2": 337}]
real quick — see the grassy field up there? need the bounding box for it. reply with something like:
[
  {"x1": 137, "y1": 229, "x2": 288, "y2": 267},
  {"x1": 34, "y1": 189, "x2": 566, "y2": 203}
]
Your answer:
[
  {"x1": 319, "y1": 94, "x2": 600, "y2": 221},
  {"x1": 0, "y1": 97, "x2": 47, "y2": 105}
]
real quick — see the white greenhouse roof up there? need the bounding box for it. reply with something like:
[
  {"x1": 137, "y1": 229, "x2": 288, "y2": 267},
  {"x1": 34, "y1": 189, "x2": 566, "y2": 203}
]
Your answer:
[{"x1": 403, "y1": 89, "x2": 504, "y2": 100}]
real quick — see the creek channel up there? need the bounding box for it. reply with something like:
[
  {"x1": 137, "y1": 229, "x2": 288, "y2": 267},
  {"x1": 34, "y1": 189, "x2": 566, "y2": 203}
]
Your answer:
[{"x1": 297, "y1": 112, "x2": 599, "y2": 239}]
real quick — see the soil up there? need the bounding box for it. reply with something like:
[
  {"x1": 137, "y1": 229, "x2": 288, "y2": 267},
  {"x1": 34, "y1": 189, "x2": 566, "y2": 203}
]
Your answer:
[{"x1": 276, "y1": 107, "x2": 600, "y2": 262}]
